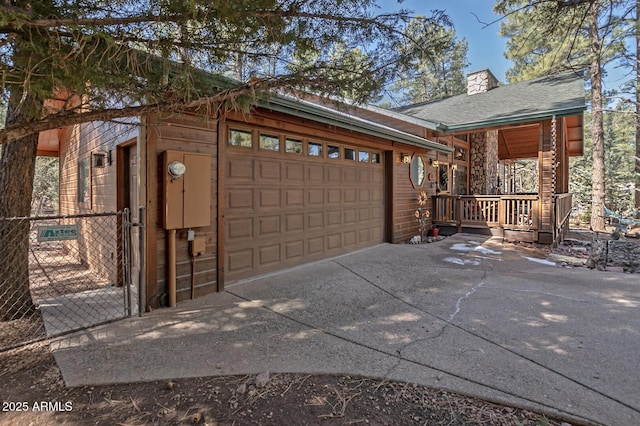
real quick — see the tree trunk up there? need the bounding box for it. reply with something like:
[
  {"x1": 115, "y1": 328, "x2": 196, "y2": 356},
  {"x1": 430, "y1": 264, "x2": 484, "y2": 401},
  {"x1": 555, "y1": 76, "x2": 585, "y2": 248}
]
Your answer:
[
  {"x1": 636, "y1": 0, "x2": 640, "y2": 210},
  {"x1": 0, "y1": 105, "x2": 39, "y2": 321},
  {"x1": 588, "y1": 1, "x2": 606, "y2": 231}
]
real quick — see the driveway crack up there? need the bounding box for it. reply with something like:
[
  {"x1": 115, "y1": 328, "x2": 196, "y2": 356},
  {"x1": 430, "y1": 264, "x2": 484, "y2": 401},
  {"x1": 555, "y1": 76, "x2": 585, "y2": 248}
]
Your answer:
[{"x1": 449, "y1": 271, "x2": 487, "y2": 322}]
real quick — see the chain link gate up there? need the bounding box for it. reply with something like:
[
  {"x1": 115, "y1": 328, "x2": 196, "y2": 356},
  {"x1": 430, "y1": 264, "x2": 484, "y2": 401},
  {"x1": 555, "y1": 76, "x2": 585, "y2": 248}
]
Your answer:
[{"x1": 0, "y1": 210, "x2": 137, "y2": 351}]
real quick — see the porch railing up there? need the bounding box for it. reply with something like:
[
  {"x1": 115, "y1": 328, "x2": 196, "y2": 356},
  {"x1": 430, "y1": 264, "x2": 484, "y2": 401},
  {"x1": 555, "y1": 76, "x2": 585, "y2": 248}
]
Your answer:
[
  {"x1": 434, "y1": 194, "x2": 539, "y2": 231},
  {"x1": 554, "y1": 193, "x2": 573, "y2": 242}
]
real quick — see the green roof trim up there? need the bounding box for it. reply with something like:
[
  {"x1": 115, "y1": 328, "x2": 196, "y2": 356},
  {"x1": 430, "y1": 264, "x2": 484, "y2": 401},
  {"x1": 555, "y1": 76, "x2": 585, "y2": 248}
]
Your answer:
[
  {"x1": 263, "y1": 95, "x2": 453, "y2": 153},
  {"x1": 438, "y1": 105, "x2": 587, "y2": 132}
]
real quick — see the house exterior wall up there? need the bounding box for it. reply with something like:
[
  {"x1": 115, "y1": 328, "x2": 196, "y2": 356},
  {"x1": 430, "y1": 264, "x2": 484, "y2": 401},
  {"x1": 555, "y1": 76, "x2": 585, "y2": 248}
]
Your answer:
[
  {"x1": 388, "y1": 149, "x2": 438, "y2": 243},
  {"x1": 58, "y1": 120, "x2": 138, "y2": 284},
  {"x1": 144, "y1": 113, "x2": 218, "y2": 306},
  {"x1": 59, "y1": 121, "x2": 137, "y2": 215}
]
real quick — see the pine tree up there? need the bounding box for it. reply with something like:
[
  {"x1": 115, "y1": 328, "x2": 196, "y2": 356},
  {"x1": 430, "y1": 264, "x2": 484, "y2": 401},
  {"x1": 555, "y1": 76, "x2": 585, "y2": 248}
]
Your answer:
[
  {"x1": 495, "y1": 0, "x2": 630, "y2": 231},
  {"x1": 392, "y1": 17, "x2": 468, "y2": 104}
]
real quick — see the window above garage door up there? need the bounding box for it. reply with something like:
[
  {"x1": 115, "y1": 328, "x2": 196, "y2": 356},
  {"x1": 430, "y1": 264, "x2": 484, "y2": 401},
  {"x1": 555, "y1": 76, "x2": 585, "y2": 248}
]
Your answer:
[{"x1": 226, "y1": 126, "x2": 382, "y2": 165}]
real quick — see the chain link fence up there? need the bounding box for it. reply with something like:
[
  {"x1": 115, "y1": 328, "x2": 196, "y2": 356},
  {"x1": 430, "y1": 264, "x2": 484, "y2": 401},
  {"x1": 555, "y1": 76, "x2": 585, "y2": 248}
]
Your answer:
[{"x1": 0, "y1": 211, "x2": 134, "y2": 351}]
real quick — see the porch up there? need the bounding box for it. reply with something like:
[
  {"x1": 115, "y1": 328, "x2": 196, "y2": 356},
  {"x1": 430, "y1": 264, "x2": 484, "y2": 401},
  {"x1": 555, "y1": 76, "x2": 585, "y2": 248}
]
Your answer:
[{"x1": 434, "y1": 193, "x2": 572, "y2": 244}]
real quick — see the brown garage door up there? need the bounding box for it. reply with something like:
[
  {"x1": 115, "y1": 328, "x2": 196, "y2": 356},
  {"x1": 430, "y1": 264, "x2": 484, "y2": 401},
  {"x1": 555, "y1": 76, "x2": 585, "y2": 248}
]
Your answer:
[{"x1": 224, "y1": 126, "x2": 385, "y2": 281}]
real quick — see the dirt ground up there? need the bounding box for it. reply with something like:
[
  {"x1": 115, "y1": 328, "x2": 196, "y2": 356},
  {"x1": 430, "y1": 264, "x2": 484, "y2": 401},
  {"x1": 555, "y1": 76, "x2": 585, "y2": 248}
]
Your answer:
[{"x1": 0, "y1": 342, "x2": 573, "y2": 426}]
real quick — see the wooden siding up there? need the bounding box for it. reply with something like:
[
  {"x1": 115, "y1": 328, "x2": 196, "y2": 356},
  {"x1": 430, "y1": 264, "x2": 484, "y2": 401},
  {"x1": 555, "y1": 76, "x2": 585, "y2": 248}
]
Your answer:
[
  {"x1": 389, "y1": 147, "x2": 438, "y2": 243},
  {"x1": 145, "y1": 113, "x2": 218, "y2": 307},
  {"x1": 59, "y1": 121, "x2": 137, "y2": 215},
  {"x1": 58, "y1": 120, "x2": 138, "y2": 284}
]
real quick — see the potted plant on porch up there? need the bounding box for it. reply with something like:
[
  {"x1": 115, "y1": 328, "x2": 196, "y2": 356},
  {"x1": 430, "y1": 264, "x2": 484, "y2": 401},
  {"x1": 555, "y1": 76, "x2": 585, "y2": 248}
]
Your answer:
[{"x1": 429, "y1": 223, "x2": 439, "y2": 237}]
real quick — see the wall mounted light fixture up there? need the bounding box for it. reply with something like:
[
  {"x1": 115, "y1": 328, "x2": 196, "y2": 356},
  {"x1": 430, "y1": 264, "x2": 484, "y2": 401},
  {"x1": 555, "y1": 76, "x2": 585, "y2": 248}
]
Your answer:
[
  {"x1": 401, "y1": 153, "x2": 411, "y2": 164},
  {"x1": 430, "y1": 159, "x2": 439, "y2": 168},
  {"x1": 92, "y1": 152, "x2": 107, "y2": 168}
]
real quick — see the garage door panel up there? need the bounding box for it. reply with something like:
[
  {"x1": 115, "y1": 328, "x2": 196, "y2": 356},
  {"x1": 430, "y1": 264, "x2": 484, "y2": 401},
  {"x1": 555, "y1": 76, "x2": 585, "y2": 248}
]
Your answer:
[
  {"x1": 327, "y1": 210, "x2": 341, "y2": 226},
  {"x1": 327, "y1": 166, "x2": 342, "y2": 183},
  {"x1": 227, "y1": 157, "x2": 253, "y2": 180},
  {"x1": 307, "y1": 189, "x2": 324, "y2": 205},
  {"x1": 344, "y1": 230, "x2": 357, "y2": 247},
  {"x1": 285, "y1": 213, "x2": 304, "y2": 232},
  {"x1": 227, "y1": 217, "x2": 253, "y2": 239},
  {"x1": 307, "y1": 165, "x2": 324, "y2": 182},
  {"x1": 358, "y1": 208, "x2": 371, "y2": 222},
  {"x1": 372, "y1": 188, "x2": 383, "y2": 202},
  {"x1": 227, "y1": 189, "x2": 253, "y2": 210},
  {"x1": 258, "y1": 215, "x2": 280, "y2": 236},
  {"x1": 258, "y1": 244, "x2": 281, "y2": 267},
  {"x1": 359, "y1": 189, "x2": 370, "y2": 202},
  {"x1": 327, "y1": 188, "x2": 341, "y2": 205},
  {"x1": 227, "y1": 248, "x2": 253, "y2": 273},
  {"x1": 358, "y1": 170, "x2": 371, "y2": 184},
  {"x1": 259, "y1": 188, "x2": 281, "y2": 209},
  {"x1": 285, "y1": 163, "x2": 304, "y2": 181},
  {"x1": 344, "y1": 209, "x2": 357, "y2": 224},
  {"x1": 372, "y1": 206, "x2": 383, "y2": 220},
  {"x1": 344, "y1": 188, "x2": 357, "y2": 203},
  {"x1": 327, "y1": 233, "x2": 341, "y2": 250},
  {"x1": 344, "y1": 168, "x2": 357, "y2": 183},
  {"x1": 359, "y1": 228, "x2": 372, "y2": 243},
  {"x1": 307, "y1": 237, "x2": 324, "y2": 255},
  {"x1": 285, "y1": 188, "x2": 304, "y2": 207},
  {"x1": 307, "y1": 211, "x2": 324, "y2": 229},
  {"x1": 258, "y1": 160, "x2": 281, "y2": 181},
  {"x1": 285, "y1": 241, "x2": 304, "y2": 261}
]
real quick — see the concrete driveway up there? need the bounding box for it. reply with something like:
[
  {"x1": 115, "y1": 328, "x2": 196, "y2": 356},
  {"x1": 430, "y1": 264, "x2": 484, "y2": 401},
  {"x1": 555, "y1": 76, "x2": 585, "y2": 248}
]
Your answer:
[{"x1": 51, "y1": 234, "x2": 640, "y2": 425}]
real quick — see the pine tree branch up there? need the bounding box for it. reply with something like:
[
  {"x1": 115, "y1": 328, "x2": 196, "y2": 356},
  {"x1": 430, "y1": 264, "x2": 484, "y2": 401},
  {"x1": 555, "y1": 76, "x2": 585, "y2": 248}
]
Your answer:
[{"x1": 0, "y1": 78, "x2": 281, "y2": 144}]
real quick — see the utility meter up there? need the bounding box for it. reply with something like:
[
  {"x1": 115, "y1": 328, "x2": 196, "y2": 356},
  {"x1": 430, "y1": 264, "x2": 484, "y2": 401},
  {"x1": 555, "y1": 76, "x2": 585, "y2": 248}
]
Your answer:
[{"x1": 168, "y1": 161, "x2": 186, "y2": 180}]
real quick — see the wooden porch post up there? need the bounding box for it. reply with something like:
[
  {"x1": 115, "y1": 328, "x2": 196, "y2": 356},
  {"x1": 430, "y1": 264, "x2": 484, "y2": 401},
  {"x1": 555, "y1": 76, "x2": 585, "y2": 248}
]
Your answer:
[{"x1": 538, "y1": 119, "x2": 555, "y2": 244}]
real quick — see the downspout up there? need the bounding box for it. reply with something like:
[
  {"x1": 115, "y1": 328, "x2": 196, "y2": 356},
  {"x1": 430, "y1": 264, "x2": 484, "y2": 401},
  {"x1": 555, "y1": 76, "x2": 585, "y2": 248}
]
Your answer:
[
  {"x1": 138, "y1": 115, "x2": 148, "y2": 314},
  {"x1": 138, "y1": 206, "x2": 146, "y2": 315},
  {"x1": 168, "y1": 228, "x2": 177, "y2": 307}
]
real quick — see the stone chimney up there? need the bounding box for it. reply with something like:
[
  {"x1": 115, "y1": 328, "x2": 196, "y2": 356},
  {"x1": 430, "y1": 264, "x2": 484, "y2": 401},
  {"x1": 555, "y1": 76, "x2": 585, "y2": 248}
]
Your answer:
[{"x1": 467, "y1": 69, "x2": 499, "y2": 95}]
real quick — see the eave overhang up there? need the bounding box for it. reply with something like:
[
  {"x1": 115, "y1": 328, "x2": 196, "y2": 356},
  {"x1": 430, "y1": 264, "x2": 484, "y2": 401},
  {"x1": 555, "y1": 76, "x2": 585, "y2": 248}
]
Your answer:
[{"x1": 435, "y1": 106, "x2": 586, "y2": 133}]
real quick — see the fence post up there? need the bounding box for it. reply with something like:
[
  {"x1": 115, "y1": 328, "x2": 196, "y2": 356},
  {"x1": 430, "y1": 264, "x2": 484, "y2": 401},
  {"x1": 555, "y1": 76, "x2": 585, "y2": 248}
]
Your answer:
[
  {"x1": 122, "y1": 208, "x2": 132, "y2": 317},
  {"x1": 138, "y1": 206, "x2": 146, "y2": 316}
]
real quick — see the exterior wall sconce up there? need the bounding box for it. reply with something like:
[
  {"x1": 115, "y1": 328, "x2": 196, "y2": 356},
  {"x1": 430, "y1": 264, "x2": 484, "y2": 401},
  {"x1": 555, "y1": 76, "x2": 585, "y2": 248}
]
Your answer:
[
  {"x1": 451, "y1": 164, "x2": 458, "y2": 170},
  {"x1": 92, "y1": 152, "x2": 107, "y2": 168},
  {"x1": 401, "y1": 153, "x2": 411, "y2": 164},
  {"x1": 430, "y1": 159, "x2": 439, "y2": 167}
]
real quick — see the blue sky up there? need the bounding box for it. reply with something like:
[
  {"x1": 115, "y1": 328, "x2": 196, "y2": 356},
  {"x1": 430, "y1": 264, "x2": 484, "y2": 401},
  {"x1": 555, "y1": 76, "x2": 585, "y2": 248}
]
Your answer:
[{"x1": 377, "y1": 0, "x2": 513, "y2": 82}]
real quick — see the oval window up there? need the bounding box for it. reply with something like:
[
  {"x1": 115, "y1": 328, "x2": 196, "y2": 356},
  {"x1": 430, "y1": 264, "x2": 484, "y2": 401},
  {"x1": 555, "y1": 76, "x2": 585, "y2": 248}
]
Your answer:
[{"x1": 410, "y1": 155, "x2": 425, "y2": 188}]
